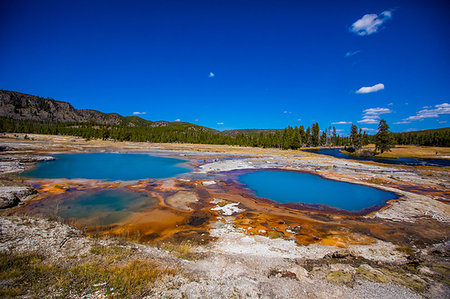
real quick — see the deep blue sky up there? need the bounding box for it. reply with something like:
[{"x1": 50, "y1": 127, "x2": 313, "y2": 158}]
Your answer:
[{"x1": 1, "y1": 0, "x2": 449, "y2": 134}]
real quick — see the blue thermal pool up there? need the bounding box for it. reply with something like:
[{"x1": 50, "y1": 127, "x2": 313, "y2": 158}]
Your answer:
[
  {"x1": 238, "y1": 170, "x2": 398, "y2": 212},
  {"x1": 22, "y1": 153, "x2": 191, "y2": 180},
  {"x1": 18, "y1": 189, "x2": 157, "y2": 226}
]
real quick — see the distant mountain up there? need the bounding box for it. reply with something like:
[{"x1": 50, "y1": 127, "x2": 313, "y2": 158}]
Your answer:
[
  {"x1": 0, "y1": 90, "x2": 216, "y2": 132},
  {"x1": 1, "y1": 90, "x2": 448, "y2": 147}
]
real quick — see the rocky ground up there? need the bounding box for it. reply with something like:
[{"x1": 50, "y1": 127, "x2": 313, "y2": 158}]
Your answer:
[{"x1": 0, "y1": 133, "x2": 449, "y2": 298}]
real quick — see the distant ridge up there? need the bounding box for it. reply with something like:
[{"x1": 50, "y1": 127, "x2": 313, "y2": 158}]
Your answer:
[
  {"x1": 0, "y1": 90, "x2": 215, "y2": 132},
  {"x1": 0, "y1": 89, "x2": 448, "y2": 147}
]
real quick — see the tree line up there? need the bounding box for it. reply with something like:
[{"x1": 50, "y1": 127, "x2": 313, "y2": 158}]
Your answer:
[{"x1": 0, "y1": 117, "x2": 448, "y2": 149}]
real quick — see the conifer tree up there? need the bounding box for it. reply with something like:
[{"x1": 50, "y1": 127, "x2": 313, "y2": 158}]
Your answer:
[
  {"x1": 350, "y1": 124, "x2": 358, "y2": 147},
  {"x1": 305, "y1": 127, "x2": 311, "y2": 146},
  {"x1": 311, "y1": 123, "x2": 320, "y2": 146},
  {"x1": 375, "y1": 119, "x2": 393, "y2": 154},
  {"x1": 332, "y1": 126, "x2": 337, "y2": 145}
]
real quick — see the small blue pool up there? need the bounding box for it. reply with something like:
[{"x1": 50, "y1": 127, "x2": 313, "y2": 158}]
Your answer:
[
  {"x1": 19, "y1": 189, "x2": 158, "y2": 226},
  {"x1": 238, "y1": 170, "x2": 397, "y2": 212}
]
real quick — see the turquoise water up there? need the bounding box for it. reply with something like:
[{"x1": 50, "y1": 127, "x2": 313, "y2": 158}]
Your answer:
[
  {"x1": 23, "y1": 153, "x2": 191, "y2": 180},
  {"x1": 19, "y1": 189, "x2": 157, "y2": 226},
  {"x1": 238, "y1": 170, "x2": 397, "y2": 212}
]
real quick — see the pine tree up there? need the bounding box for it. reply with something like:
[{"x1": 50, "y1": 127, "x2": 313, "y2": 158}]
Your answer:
[
  {"x1": 305, "y1": 127, "x2": 311, "y2": 146},
  {"x1": 375, "y1": 119, "x2": 393, "y2": 154},
  {"x1": 311, "y1": 123, "x2": 320, "y2": 146},
  {"x1": 332, "y1": 126, "x2": 337, "y2": 146},
  {"x1": 350, "y1": 124, "x2": 358, "y2": 147},
  {"x1": 321, "y1": 129, "x2": 327, "y2": 146}
]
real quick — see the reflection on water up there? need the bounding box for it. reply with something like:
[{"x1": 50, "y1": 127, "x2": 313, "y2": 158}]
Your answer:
[
  {"x1": 303, "y1": 148, "x2": 450, "y2": 167},
  {"x1": 18, "y1": 189, "x2": 157, "y2": 227}
]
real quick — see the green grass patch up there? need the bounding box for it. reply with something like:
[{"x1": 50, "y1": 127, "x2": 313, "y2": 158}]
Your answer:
[{"x1": 326, "y1": 270, "x2": 353, "y2": 285}]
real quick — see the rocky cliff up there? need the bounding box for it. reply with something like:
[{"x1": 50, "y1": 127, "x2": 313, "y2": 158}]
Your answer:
[{"x1": 0, "y1": 90, "x2": 147, "y2": 126}]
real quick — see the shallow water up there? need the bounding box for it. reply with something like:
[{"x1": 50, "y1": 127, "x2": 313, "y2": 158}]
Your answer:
[
  {"x1": 303, "y1": 148, "x2": 450, "y2": 167},
  {"x1": 19, "y1": 189, "x2": 157, "y2": 226},
  {"x1": 238, "y1": 170, "x2": 397, "y2": 212},
  {"x1": 23, "y1": 153, "x2": 191, "y2": 180}
]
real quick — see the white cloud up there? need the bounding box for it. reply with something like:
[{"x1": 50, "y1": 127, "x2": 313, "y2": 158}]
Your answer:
[
  {"x1": 393, "y1": 120, "x2": 410, "y2": 125},
  {"x1": 395, "y1": 102, "x2": 450, "y2": 124},
  {"x1": 195, "y1": 119, "x2": 199, "y2": 122},
  {"x1": 439, "y1": 120, "x2": 448, "y2": 124},
  {"x1": 175, "y1": 118, "x2": 181, "y2": 122},
  {"x1": 361, "y1": 127, "x2": 377, "y2": 132},
  {"x1": 350, "y1": 10, "x2": 393, "y2": 36},
  {"x1": 345, "y1": 50, "x2": 361, "y2": 57},
  {"x1": 209, "y1": 72, "x2": 215, "y2": 78},
  {"x1": 358, "y1": 118, "x2": 379, "y2": 124},
  {"x1": 363, "y1": 107, "x2": 392, "y2": 115},
  {"x1": 217, "y1": 122, "x2": 224, "y2": 125},
  {"x1": 382, "y1": 10, "x2": 392, "y2": 18},
  {"x1": 357, "y1": 107, "x2": 392, "y2": 124},
  {"x1": 297, "y1": 118, "x2": 301, "y2": 121},
  {"x1": 133, "y1": 111, "x2": 146, "y2": 115},
  {"x1": 356, "y1": 83, "x2": 385, "y2": 94},
  {"x1": 283, "y1": 110, "x2": 292, "y2": 114},
  {"x1": 336, "y1": 129, "x2": 344, "y2": 132},
  {"x1": 388, "y1": 102, "x2": 394, "y2": 106},
  {"x1": 332, "y1": 121, "x2": 352, "y2": 125}
]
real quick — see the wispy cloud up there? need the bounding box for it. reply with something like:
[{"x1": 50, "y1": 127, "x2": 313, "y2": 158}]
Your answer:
[
  {"x1": 217, "y1": 122, "x2": 224, "y2": 125},
  {"x1": 209, "y1": 72, "x2": 215, "y2": 78},
  {"x1": 356, "y1": 83, "x2": 385, "y2": 94},
  {"x1": 133, "y1": 111, "x2": 146, "y2": 115},
  {"x1": 332, "y1": 121, "x2": 352, "y2": 125},
  {"x1": 439, "y1": 120, "x2": 448, "y2": 124},
  {"x1": 195, "y1": 119, "x2": 199, "y2": 122},
  {"x1": 357, "y1": 107, "x2": 392, "y2": 124},
  {"x1": 358, "y1": 117, "x2": 379, "y2": 124},
  {"x1": 350, "y1": 10, "x2": 393, "y2": 36},
  {"x1": 175, "y1": 118, "x2": 181, "y2": 122},
  {"x1": 394, "y1": 103, "x2": 450, "y2": 124},
  {"x1": 363, "y1": 107, "x2": 392, "y2": 115},
  {"x1": 388, "y1": 102, "x2": 394, "y2": 106},
  {"x1": 361, "y1": 127, "x2": 377, "y2": 132},
  {"x1": 297, "y1": 118, "x2": 301, "y2": 121},
  {"x1": 283, "y1": 110, "x2": 292, "y2": 114},
  {"x1": 345, "y1": 50, "x2": 361, "y2": 57}
]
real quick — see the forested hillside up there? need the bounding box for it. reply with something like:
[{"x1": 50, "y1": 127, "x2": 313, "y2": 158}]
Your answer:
[
  {"x1": 393, "y1": 128, "x2": 450, "y2": 147},
  {"x1": 0, "y1": 90, "x2": 216, "y2": 133},
  {"x1": 1, "y1": 90, "x2": 449, "y2": 148}
]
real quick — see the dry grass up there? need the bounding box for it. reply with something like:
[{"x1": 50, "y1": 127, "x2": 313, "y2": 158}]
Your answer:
[
  {"x1": 157, "y1": 240, "x2": 198, "y2": 260},
  {"x1": 363, "y1": 144, "x2": 450, "y2": 159},
  {"x1": 0, "y1": 250, "x2": 178, "y2": 298}
]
